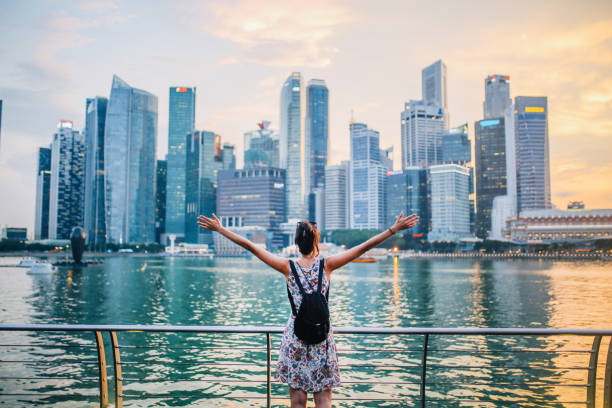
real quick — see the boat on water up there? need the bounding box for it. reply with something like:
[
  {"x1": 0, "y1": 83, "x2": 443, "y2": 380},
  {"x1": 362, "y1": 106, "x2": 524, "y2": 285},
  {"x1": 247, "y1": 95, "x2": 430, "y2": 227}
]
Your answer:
[
  {"x1": 352, "y1": 257, "x2": 376, "y2": 263},
  {"x1": 17, "y1": 258, "x2": 38, "y2": 267},
  {"x1": 27, "y1": 263, "x2": 56, "y2": 274}
]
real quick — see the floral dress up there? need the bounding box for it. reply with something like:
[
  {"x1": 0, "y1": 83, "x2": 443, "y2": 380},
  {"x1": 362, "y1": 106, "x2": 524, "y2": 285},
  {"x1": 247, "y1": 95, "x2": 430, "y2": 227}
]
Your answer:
[{"x1": 275, "y1": 258, "x2": 341, "y2": 392}]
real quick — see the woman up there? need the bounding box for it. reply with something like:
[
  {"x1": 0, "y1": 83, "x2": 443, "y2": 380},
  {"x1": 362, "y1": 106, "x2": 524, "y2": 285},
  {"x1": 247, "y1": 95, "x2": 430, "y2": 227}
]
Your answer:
[{"x1": 197, "y1": 212, "x2": 419, "y2": 408}]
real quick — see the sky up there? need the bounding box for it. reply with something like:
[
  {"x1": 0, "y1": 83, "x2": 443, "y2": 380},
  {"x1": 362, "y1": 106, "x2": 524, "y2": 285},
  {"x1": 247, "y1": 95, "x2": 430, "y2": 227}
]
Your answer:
[{"x1": 0, "y1": 0, "x2": 611, "y2": 236}]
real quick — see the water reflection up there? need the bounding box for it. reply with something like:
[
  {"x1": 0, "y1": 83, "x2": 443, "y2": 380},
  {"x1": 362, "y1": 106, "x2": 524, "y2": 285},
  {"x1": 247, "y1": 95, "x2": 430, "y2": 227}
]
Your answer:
[{"x1": 0, "y1": 256, "x2": 610, "y2": 406}]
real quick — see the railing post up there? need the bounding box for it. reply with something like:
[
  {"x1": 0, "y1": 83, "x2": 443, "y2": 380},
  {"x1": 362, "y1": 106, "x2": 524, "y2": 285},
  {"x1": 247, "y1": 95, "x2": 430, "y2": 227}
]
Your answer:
[
  {"x1": 420, "y1": 334, "x2": 429, "y2": 408},
  {"x1": 586, "y1": 335, "x2": 602, "y2": 408},
  {"x1": 266, "y1": 332, "x2": 271, "y2": 408},
  {"x1": 94, "y1": 331, "x2": 108, "y2": 408},
  {"x1": 604, "y1": 337, "x2": 612, "y2": 408},
  {"x1": 109, "y1": 331, "x2": 123, "y2": 408}
]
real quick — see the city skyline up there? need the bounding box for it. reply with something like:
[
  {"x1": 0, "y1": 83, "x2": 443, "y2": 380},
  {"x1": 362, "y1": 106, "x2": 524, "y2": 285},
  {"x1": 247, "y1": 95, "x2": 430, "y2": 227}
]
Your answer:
[{"x1": 1, "y1": 0, "x2": 611, "y2": 235}]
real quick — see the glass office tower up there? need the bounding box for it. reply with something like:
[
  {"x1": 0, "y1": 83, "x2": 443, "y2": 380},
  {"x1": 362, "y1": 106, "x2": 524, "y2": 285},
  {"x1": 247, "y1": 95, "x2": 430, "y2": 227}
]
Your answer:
[
  {"x1": 84, "y1": 96, "x2": 108, "y2": 245},
  {"x1": 422, "y1": 60, "x2": 449, "y2": 127},
  {"x1": 280, "y1": 72, "x2": 305, "y2": 219},
  {"x1": 475, "y1": 118, "x2": 507, "y2": 238},
  {"x1": 384, "y1": 168, "x2": 429, "y2": 238},
  {"x1": 484, "y1": 75, "x2": 511, "y2": 119},
  {"x1": 166, "y1": 86, "x2": 196, "y2": 239},
  {"x1": 514, "y1": 96, "x2": 551, "y2": 211},
  {"x1": 104, "y1": 75, "x2": 158, "y2": 244},
  {"x1": 155, "y1": 159, "x2": 167, "y2": 244},
  {"x1": 34, "y1": 146, "x2": 51, "y2": 240},
  {"x1": 401, "y1": 100, "x2": 446, "y2": 168},
  {"x1": 306, "y1": 79, "x2": 329, "y2": 190},
  {"x1": 350, "y1": 122, "x2": 384, "y2": 230},
  {"x1": 49, "y1": 121, "x2": 85, "y2": 240}
]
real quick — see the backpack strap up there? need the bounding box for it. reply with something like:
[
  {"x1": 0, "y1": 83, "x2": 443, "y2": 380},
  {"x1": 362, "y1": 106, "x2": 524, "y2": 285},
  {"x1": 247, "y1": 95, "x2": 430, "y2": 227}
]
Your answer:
[
  {"x1": 289, "y1": 260, "x2": 307, "y2": 296},
  {"x1": 320, "y1": 258, "x2": 330, "y2": 301},
  {"x1": 286, "y1": 285, "x2": 297, "y2": 316}
]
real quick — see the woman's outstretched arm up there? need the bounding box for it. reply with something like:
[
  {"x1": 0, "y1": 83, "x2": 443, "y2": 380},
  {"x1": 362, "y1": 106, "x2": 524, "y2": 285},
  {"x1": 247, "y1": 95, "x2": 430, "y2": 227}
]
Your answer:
[
  {"x1": 198, "y1": 214, "x2": 289, "y2": 276},
  {"x1": 325, "y1": 212, "x2": 419, "y2": 273}
]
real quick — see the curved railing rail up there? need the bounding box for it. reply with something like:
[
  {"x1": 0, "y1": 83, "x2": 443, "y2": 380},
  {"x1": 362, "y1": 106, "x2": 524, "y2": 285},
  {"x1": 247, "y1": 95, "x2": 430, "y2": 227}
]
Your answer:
[{"x1": 0, "y1": 324, "x2": 611, "y2": 407}]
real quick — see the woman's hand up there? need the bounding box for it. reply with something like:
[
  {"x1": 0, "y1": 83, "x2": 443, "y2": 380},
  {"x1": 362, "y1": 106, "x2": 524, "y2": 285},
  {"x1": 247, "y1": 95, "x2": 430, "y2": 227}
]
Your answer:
[
  {"x1": 392, "y1": 212, "x2": 420, "y2": 232},
  {"x1": 197, "y1": 213, "x2": 222, "y2": 232}
]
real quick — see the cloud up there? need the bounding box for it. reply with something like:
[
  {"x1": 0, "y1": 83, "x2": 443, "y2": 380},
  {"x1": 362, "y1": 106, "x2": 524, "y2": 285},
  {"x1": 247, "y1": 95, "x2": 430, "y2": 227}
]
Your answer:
[
  {"x1": 552, "y1": 159, "x2": 612, "y2": 208},
  {"x1": 205, "y1": 0, "x2": 354, "y2": 67}
]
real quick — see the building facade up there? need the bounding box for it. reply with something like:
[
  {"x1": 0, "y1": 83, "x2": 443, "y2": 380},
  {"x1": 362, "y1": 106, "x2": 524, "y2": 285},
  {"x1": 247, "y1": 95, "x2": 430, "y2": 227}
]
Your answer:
[
  {"x1": 324, "y1": 161, "x2": 350, "y2": 231},
  {"x1": 280, "y1": 72, "x2": 306, "y2": 219},
  {"x1": 49, "y1": 121, "x2": 85, "y2": 240},
  {"x1": 34, "y1": 147, "x2": 51, "y2": 240},
  {"x1": 184, "y1": 130, "x2": 235, "y2": 244},
  {"x1": 155, "y1": 159, "x2": 167, "y2": 244},
  {"x1": 104, "y1": 75, "x2": 157, "y2": 244},
  {"x1": 306, "y1": 79, "x2": 329, "y2": 190},
  {"x1": 166, "y1": 86, "x2": 196, "y2": 239},
  {"x1": 217, "y1": 168, "x2": 286, "y2": 250},
  {"x1": 503, "y1": 209, "x2": 612, "y2": 243},
  {"x1": 401, "y1": 100, "x2": 446, "y2": 169},
  {"x1": 384, "y1": 168, "x2": 429, "y2": 238},
  {"x1": 422, "y1": 60, "x2": 448, "y2": 126},
  {"x1": 475, "y1": 118, "x2": 507, "y2": 239},
  {"x1": 514, "y1": 96, "x2": 551, "y2": 211},
  {"x1": 244, "y1": 121, "x2": 280, "y2": 168},
  {"x1": 350, "y1": 122, "x2": 384, "y2": 230},
  {"x1": 428, "y1": 164, "x2": 471, "y2": 242},
  {"x1": 484, "y1": 75, "x2": 511, "y2": 119},
  {"x1": 441, "y1": 124, "x2": 470, "y2": 164},
  {"x1": 83, "y1": 96, "x2": 108, "y2": 245}
]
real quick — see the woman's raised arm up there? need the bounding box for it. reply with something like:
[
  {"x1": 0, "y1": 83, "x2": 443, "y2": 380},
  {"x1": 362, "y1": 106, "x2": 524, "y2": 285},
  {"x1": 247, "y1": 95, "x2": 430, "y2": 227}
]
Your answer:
[
  {"x1": 324, "y1": 212, "x2": 419, "y2": 273},
  {"x1": 198, "y1": 214, "x2": 289, "y2": 276}
]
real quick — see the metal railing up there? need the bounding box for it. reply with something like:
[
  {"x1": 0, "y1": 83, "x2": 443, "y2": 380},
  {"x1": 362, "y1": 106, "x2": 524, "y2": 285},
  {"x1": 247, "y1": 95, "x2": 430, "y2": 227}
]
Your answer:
[{"x1": 1, "y1": 324, "x2": 611, "y2": 407}]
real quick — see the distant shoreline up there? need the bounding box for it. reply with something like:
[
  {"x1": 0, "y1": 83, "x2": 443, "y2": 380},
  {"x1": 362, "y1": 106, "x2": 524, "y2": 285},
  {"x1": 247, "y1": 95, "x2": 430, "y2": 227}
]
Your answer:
[{"x1": 0, "y1": 251, "x2": 609, "y2": 261}]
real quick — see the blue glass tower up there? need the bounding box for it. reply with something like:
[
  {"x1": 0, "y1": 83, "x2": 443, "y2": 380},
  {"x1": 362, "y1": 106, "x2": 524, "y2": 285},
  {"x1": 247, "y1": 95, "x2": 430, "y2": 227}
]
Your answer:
[
  {"x1": 306, "y1": 79, "x2": 328, "y2": 190},
  {"x1": 384, "y1": 168, "x2": 429, "y2": 238},
  {"x1": 104, "y1": 75, "x2": 158, "y2": 244},
  {"x1": 514, "y1": 96, "x2": 551, "y2": 211},
  {"x1": 350, "y1": 122, "x2": 384, "y2": 230},
  {"x1": 155, "y1": 159, "x2": 167, "y2": 243},
  {"x1": 280, "y1": 72, "x2": 305, "y2": 220},
  {"x1": 34, "y1": 146, "x2": 52, "y2": 240},
  {"x1": 167, "y1": 87, "x2": 196, "y2": 239},
  {"x1": 84, "y1": 97, "x2": 108, "y2": 245}
]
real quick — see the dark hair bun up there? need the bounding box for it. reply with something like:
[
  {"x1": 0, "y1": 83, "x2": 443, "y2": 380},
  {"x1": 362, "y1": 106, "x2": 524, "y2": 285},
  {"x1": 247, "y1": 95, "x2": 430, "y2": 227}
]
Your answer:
[{"x1": 294, "y1": 221, "x2": 319, "y2": 255}]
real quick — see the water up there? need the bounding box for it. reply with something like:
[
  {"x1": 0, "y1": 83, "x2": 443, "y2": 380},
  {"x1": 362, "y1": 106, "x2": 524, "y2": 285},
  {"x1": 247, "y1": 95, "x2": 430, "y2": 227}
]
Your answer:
[{"x1": 0, "y1": 256, "x2": 610, "y2": 407}]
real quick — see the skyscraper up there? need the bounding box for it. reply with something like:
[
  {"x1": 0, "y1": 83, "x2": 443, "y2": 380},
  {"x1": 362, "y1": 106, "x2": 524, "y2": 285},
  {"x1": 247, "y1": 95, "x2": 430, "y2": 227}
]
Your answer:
[
  {"x1": 49, "y1": 121, "x2": 85, "y2": 240},
  {"x1": 475, "y1": 118, "x2": 507, "y2": 238},
  {"x1": 350, "y1": 122, "x2": 384, "y2": 229},
  {"x1": 422, "y1": 60, "x2": 448, "y2": 126},
  {"x1": 324, "y1": 161, "x2": 350, "y2": 231},
  {"x1": 440, "y1": 124, "x2": 470, "y2": 164},
  {"x1": 401, "y1": 100, "x2": 446, "y2": 168},
  {"x1": 429, "y1": 164, "x2": 471, "y2": 242},
  {"x1": 384, "y1": 168, "x2": 429, "y2": 238},
  {"x1": 166, "y1": 86, "x2": 196, "y2": 239},
  {"x1": 104, "y1": 75, "x2": 157, "y2": 244},
  {"x1": 184, "y1": 130, "x2": 235, "y2": 244},
  {"x1": 306, "y1": 79, "x2": 329, "y2": 190},
  {"x1": 280, "y1": 72, "x2": 306, "y2": 219},
  {"x1": 34, "y1": 146, "x2": 51, "y2": 240},
  {"x1": 83, "y1": 97, "x2": 108, "y2": 245},
  {"x1": 217, "y1": 168, "x2": 287, "y2": 250},
  {"x1": 514, "y1": 96, "x2": 551, "y2": 211},
  {"x1": 244, "y1": 121, "x2": 280, "y2": 168},
  {"x1": 155, "y1": 159, "x2": 167, "y2": 244},
  {"x1": 484, "y1": 75, "x2": 511, "y2": 119}
]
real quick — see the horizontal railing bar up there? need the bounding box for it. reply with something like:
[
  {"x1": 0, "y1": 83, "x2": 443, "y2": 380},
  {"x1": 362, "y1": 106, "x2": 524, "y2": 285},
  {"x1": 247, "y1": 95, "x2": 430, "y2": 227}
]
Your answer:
[
  {"x1": 0, "y1": 343, "x2": 95, "y2": 348},
  {"x1": 119, "y1": 361, "x2": 261, "y2": 367},
  {"x1": 122, "y1": 377, "x2": 265, "y2": 383},
  {"x1": 426, "y1": 364, "x2": 588, "y2": 370},
  {"x1": 0, "y1": 359, "x2": 99, "y2": 364},
  {"x1": 426, "y1": 398, "x2": 586, "y2": 404},
  {"x1": 120, "y1": 393, "x2": 415, "y2": 401},
  {"x1": 336, "y1": 347, "x2": 592, "y2": 354},
  {"x1": 0, "y1": 393, "x2": 97, "y2": 397},
  {"x1": 2, "y1": 324, "x2": 611, "y2": 335},
  {"x1": 117, "y1": 344, "x2": 267, "y2": 350},
  {"x1": 0, "y1": 376, "x2": 96, "y2": 381}
]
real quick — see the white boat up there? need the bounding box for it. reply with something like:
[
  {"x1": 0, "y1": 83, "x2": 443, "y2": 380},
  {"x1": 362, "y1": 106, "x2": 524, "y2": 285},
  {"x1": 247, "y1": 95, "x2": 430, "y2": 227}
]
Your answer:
[
  {"x1": 27, "y1": 262, "x2": 56, "y2": 274},
  {"x1": 18, "y1": 258, "x2": 38, "y2": 267}
]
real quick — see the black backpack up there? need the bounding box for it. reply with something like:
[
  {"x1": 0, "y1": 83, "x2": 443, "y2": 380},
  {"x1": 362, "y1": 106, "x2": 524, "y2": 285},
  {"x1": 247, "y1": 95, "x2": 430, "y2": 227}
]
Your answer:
[{"x1": 286, "y1": 259, "x2": 330, "y2": 345}]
